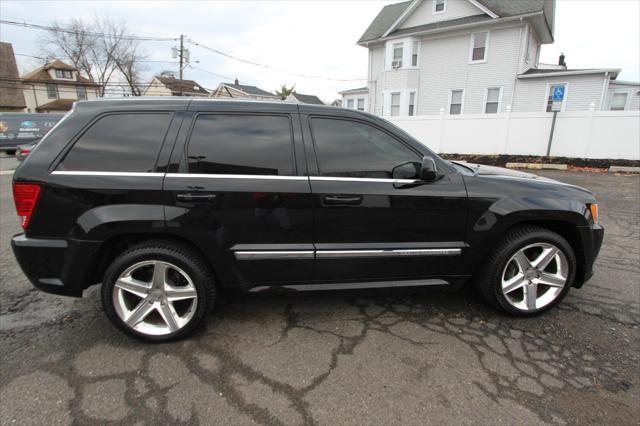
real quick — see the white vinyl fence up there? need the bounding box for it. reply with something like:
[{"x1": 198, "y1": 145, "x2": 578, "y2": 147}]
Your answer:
[{"x1": 390, "y1": 110, "x2": 640, "y2": 160}]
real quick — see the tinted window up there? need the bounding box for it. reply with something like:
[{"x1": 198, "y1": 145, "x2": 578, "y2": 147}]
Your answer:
[
  {"x1": 59, "y1": 113, "x2": 170, "y2": 172},
  {"x1": 187, "y1": 114, "x2": 293, "y2": 176},
  {"x1": 311, "y1": 118, "x2": 420, "y2": 178}
]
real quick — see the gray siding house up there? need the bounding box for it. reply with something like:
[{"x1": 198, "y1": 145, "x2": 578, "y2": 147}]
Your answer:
[{"x1": 344, "y1": 0, "x2": 639, "y2": 116}]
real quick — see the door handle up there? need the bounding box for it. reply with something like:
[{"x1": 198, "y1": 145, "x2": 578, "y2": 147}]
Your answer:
[
  {"x1": 176, "y1": 193, "x2": 217, "y2": 202},
  {"x1": 323, "y1": 195, "x2": 363, "y2": 205}
]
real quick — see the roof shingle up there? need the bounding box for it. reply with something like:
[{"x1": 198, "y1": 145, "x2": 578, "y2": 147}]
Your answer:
[
  {"x1": 156, "y1": 76, "x2": 209, "y2": 95},
  {"x1": 0, "y1": 42, "x2": 27, "y2": 109},
  {"x1": 221, "y1": 83, "x2": 277, "y2": 98}
]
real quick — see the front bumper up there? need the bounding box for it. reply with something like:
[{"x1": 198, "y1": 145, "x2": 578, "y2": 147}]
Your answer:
[
  {"x1": 574, "y1": 223, "x2": 604, "y2": 288},
  {"x1": 11, "y1": 234, "x2": 101, "y2": 297}
]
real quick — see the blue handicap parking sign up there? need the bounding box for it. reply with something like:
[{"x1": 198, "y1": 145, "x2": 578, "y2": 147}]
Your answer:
[{"x1": 552, "y1": 85, "x2": 565, "y2": 102}]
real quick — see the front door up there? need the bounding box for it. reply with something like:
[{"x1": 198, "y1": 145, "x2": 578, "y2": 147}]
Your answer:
[{"x1": 303, "y1": 115, "x2": 468, "y2": 283}]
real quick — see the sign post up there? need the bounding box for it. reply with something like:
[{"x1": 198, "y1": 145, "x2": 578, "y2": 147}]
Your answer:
[{"x1": 546, "y1": 85, "x2": 565, "y2": 157}]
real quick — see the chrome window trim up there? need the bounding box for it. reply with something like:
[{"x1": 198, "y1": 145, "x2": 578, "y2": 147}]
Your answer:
[
  {"x1": 166, "y1": 173, "x2": 309, "y2": 181},
  {"x1": 315, "y1": 248, "x2": 461, "y2": 258},
  {"x1": 234, "y1": 248, "x2": 461, "y2": 260},
  {"x1": 51, "y1": 171, "x2": 164, "y2": 177},
  {"x1": 310, "y1": 176, "x2": 418, "y2": 184},
  {"x1": 234, "y1": 251, "x2": 314, "y2": 260}
]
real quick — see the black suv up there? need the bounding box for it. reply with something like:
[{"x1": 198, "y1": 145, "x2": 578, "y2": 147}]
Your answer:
[{"x1": 11, "y1": 99, "x2": 603, "y2": 342}]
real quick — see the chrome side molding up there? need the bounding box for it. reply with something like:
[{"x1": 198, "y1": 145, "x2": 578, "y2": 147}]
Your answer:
[
  {"x1": 234, "y1": 251, "x2": 314, "y2": 260},
  {"x1": 234, "y1": 248, "x2": 461, "y2": 260},
  {"x1": 249, "y1": 279, "x2": 450, "y2": 292}
]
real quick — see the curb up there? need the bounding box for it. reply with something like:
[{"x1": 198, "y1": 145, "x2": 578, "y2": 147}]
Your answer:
[
  {"x1": 0, "y1": 170, "x2": 15, "y2": 176},
  {"x1": 505, "y1": 163, "x2": 567, "y2": 170},
  {"x1": 608, "y1": 166, "x2": 640, "y2": 174}
]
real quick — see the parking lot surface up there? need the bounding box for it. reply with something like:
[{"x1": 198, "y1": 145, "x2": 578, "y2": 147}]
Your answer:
[{"x1": 1, "y1": 168, "x2": 638, "y2": 425}]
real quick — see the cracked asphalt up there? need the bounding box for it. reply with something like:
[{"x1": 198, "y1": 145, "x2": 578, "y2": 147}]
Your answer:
[{"x1": 1, "y1": 163, "x2": 638, "y2": 425}]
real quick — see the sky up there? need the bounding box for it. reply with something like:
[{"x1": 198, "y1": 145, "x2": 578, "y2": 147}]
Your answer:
[{"x1": 1, "y1": 0, "x2": 639, "y2": 102}]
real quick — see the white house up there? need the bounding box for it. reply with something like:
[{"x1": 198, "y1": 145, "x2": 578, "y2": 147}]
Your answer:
[
  {"x1": 345, "y1": 0, "x2": 639, "y2": 117},
  {"x1": 210, "y1": 79, "x2": 279, "y2": 101},
  {"x1": 143, "y1": 76, "x2": 209, "y2": 97},
  {"x1": 20, "y1": 60, "x2": 100, "y2": 113}
]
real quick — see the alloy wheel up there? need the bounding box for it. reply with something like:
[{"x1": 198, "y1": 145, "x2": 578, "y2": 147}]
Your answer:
[
  {"x1": 112, "y1": 260, "x2": 198, "y2": 336},
  {"x1": 501, "y1": 242, "x2": 568, "y2": 311}
]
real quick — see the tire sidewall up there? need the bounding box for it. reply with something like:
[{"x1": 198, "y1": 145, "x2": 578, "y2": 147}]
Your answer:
[
  {"x1": 101, "y1": 246, "x2": 213, "y2": 343},
  {"x1": 492, "y1": 231, "x2": 576, "y2": 317}
]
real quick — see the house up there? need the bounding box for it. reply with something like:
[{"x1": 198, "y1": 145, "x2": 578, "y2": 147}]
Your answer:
[
  {"x1": 210, "y1": 79, "x2": 278, "y2": 100},
  {"x1": 19, "y1": 59, "x2": 100, "y2": 113},
  {"x1": 143, "y1": 76, "x2": 209, "y2": 97},
  {"x1": 285, "y1": 93, "x2": 325, "y2": 105},
  {"x1": 345, "y1": 0, "x2": 639, "y2": 116},
  {"x1": 339, "y1": 87, "x2": 368, "y2": 111},
  {"x1": 0, "y1": 42, "x2": 27, "y2": 112}
]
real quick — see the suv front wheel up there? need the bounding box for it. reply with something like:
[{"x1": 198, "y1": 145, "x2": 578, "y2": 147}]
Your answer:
[{"x1": 101, "y1": 240, "x2": 216, "y2": 342}]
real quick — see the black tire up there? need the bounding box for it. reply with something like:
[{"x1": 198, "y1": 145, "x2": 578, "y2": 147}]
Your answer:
[
  {"x1": 476, "y1": 225, "x2": 576, "y2": 317},
  {"x1": 101, "y1": 240, "x2": 216, "y2": 342}
]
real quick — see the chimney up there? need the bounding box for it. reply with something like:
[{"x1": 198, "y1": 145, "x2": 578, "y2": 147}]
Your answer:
[
  {"x1": 234, "y1": 77, "x2": 239, "y2": 85},
  {"x1": 559, "y1": 53, "x2": 566, "y2": 68}
]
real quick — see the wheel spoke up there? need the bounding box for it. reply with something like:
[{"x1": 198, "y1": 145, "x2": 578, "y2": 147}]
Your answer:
[
  {"x1": 523, "y1": 284, "x2": 537, "y2": 310},
  {"x1": 537, "y1": 271, "x2": 565, "y2": 288},
  {"x1": 502, "y1": 272, "x2": 526, "y2": 294},
  {"x1": 125, "y1": 300, "x2": 155, "y2": 327},
  {"x1": 513, "y1": 251, "x2": 532, "y2": 270},
  {"x1": 532, "y1": 247, "x2": 558, "y2": 270},
  {"x1": 158, "y1": 303, "x2": 180, "y2": 332},
  {"x1": 165, "y1": 285, "x2": 198, "y2": 302},
  {"x1": 151, "y1": 261, "x2": 167, "y2": 289},
  {"x1": 115, "y1": 276, "x2": 150, "y2": 298}
]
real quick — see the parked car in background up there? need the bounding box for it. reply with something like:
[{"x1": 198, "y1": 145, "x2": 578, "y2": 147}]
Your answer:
[
  {"x1": 0, "y1": 113, "x2": 63, "y2": 155},
  {"x1": 15, "y1": 141, "x2": 38, "y2": 162},
  {"x1": 11, "y1": 98, "x2": 604, "y2": 342}
]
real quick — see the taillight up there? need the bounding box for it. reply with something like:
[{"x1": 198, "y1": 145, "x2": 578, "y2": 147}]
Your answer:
[{"x1": 12, "y1": 183, "x2": 42, "y2": 230}]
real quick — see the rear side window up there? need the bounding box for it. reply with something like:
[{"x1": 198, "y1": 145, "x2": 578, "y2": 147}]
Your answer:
[
  {"x1": 59, "y1": 113, "x2": 171, "y2": 172},
  {"x1": 310, "y1": 118, "x2": 420, "y2": 178},
  {"x1": 187, "y1": 114, "x2": 294, "y2": 176}
]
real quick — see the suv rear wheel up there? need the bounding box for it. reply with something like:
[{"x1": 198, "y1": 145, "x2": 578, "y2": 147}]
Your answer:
[
  {"x1": 101, "y1": 240, "x2": 215, "y2": 342},
  {"x1": 477, "y1": 226, "x2": 576, "y2": 316}
]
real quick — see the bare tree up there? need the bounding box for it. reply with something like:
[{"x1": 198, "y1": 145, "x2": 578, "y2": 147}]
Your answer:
[{"x1": 41, "y1": 16, "x2": 147, "y2": 96}]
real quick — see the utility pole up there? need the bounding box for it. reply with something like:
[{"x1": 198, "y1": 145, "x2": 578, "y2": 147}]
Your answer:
[{"x1": 179, "y1": 34, "x2": 184, "y2": 80}]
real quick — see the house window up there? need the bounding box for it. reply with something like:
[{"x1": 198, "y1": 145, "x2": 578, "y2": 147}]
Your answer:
[
  {"x1": 46, "y1": 84, "x2": 58, "y2": 99},
  {"x1": 392, "y1": 43, "x2": 403, "y2": 68},
  {"x1": 390, "y1": 92, "x2": 401, "y2": 116},
  {"x1": 411, "y1": 41, "x2": 419, "y2": 67},
  {"x1": 546, "y1": 83, "x2": 567, "y2": 112},
  {"x1": 470, "y1": 32, "x2": 488, "y2": 62},
  {"x1": 610, "y1": 93, "x2": 628, "y2": 111},
  {"x1": 408, "y1": 92, "x2": 416, "y2": 116},
  {"x1": 347, "y1": 99, "x2": 354, "y2": 109},
  {"x1": 357, "y1": 98, "x2": 365, "y2": 111},
  {"x1": 55, "y1": 69, "x2": 73, "y2": 79},
  {"x1": 76, "y1": 86, "x2": 87, "y2": 100},
  {"x1": 485, "y1": 87, "x2": 501, "y2": 113},
  {"x1": 449, "y1": 90, "x2": 464, "y2": 115},
  {"x1": 434, "y1": 0, "x2": 446, "y2": 13}
]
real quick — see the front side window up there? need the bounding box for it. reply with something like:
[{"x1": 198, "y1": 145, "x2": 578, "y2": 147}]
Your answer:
[
  {"x1": 408, "y1": 92, "x2": 416, "y2": 116},
  {"x1": 470, "y1": 32, "x2": 488, "y2": 62},
  {"x1": 434, "y1": 0, "x2": 446, "y2": 13},
  {"x1": 546, "y1": 84, "x2": 567, "y2": 112},
  {"x1": 46, "y1": 84, "x2": 58, "y2": 99},
  {"x1": 311, "y1": 118, "x2": 420, "y2": 179},
  {"x1": 390, "y1": 92, "x2": 401, "y2": 116},
  {"x1": 76, "y1": 85, "x2": 87, "y2": 100},
  {"x1": 485, "y1": 88, "x2": 501, "y2": 113},
  {"x1": 357, "y1": 98, "x2": 365, "y2": 111},
  {"x1": 610, "y1": 93, "x2": 628, "y2": 111},
  {"x1": 392, "y1": 43, "x2": 403, "y2": 68},
  {"x1": 450, "y1": 90, "x2": 463, "y2": 115},
  {"x1": 59, "y1": 113, "x2": 171, "y2": 172},
  {"x1": 411, "y1": 41, "x2": 419, "y2": 67},
  {"x1": 187, "y1": 114, "x2": 293, "y2": 176},
  {"x1": 347, "y1": 99, "x2": 354, "y2": 109}
]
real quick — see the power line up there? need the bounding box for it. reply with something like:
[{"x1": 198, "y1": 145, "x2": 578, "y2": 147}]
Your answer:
[
  {"x1": 0, "y1": 19, "x2": 177, "y2": 42},
  {"x1": 15, "y1": 53, "x2": 178, "y2": 64},
  {"x1": 188, "y1": 40, "x2": 366, "y2": 82}
]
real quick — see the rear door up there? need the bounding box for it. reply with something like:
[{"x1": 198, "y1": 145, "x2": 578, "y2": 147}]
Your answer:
[
  {"x1": 303, "y1": 114, "x2": 468, "y2": 283},
  {"x1": 163, "y1": 103, "x2": 314, "y2": 288}
]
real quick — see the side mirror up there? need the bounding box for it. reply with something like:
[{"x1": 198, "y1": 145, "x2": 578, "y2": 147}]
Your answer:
[
  {"x1": 392, "y1": 161, "x2": 420, "y2": 180},
  {"x1": 420, "y1": 156, "x2": 439, "y2": 181}
]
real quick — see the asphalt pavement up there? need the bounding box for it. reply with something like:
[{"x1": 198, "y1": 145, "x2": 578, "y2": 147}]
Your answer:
[{"x1": 0, "y1": 164, "x2": 638, "y2": 425}]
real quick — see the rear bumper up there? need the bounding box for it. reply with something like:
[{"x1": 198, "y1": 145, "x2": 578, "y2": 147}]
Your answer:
[
  {"x1": 11, "y1": 234, "x2": 101, "y2": 297},
  {"x1": 574, "y1": 223, "x2": 604, "y2": 288}
]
